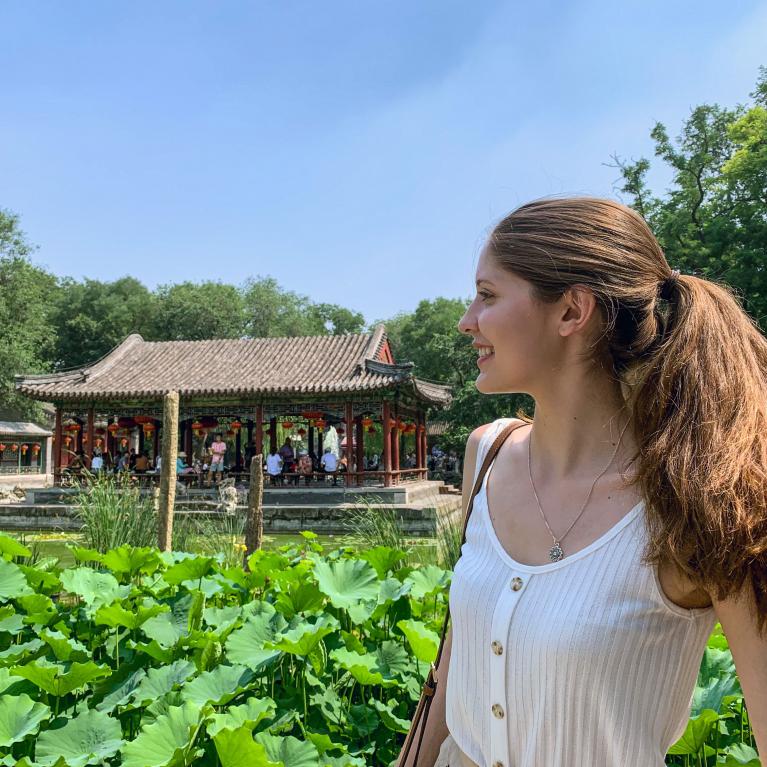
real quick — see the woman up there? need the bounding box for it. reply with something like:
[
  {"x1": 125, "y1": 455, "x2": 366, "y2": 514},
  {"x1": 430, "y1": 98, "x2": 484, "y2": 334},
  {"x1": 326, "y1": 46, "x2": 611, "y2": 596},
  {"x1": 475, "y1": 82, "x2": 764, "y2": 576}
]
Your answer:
[{"x1": 399, "y1": 197, "x2": 766, "y2": 767}]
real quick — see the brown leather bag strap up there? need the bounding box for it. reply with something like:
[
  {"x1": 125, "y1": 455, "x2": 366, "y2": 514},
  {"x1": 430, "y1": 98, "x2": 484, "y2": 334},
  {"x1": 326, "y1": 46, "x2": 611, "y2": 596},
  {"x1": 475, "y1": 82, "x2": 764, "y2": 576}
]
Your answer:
[{"x1": 401, "y1": 418, "x2": 527, "y2": 767}]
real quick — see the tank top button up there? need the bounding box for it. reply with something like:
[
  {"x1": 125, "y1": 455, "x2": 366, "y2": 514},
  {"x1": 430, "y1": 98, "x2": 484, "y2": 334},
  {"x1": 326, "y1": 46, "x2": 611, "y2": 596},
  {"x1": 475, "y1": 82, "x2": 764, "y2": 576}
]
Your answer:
[
  {"x1": 491, "y1": 640, "x2": 503, "y2": 655},
  {"x1": 511, "y1": 576, "x2": 524, "y2": 591},
  {"x1": 491, "y1": 703, "x2": 505, "y2": 719}
]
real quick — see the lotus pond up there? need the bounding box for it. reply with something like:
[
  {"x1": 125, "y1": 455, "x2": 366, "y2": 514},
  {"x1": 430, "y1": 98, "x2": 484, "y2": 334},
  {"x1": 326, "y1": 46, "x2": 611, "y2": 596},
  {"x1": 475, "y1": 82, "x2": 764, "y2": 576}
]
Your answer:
[{"x1": 0, "y1": 532, "x2": 759, "y2": 767}]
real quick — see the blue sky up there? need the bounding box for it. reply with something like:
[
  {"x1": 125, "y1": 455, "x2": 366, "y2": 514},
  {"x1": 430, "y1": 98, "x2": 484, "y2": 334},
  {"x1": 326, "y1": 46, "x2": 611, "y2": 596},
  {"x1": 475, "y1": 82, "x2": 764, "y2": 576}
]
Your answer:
[{"x1": 2, "y1": 1, "x2": 765, "y2": 326}]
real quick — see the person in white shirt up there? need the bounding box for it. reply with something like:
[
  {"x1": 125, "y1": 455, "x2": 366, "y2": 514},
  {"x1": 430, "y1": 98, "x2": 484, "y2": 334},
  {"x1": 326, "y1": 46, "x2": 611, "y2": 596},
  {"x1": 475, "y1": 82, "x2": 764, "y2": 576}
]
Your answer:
[
  {"x1": 265, "y1": 448, "x2": 283, "y2": 486},
  {"x1": 320, "y1": 447, "x2": 338, "y2": 486},
  {"x1": 90, "y1": 452, "x2": 104, "y2": 473}
]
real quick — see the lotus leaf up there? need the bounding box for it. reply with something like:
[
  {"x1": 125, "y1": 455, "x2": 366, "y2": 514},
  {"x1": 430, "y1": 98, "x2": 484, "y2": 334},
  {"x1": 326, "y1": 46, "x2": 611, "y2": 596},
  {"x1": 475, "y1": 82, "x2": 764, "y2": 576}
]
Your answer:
[
  {"x1": 667, "y1": 709, "x2": 720, "y2": 755},
  {"x1": 0, "y1": 533, "x2": 32, "y2": 560},
  {"x1": 0, "y1": 692, "x2": 50, "y2": 747},
  {"x1": 359, "y1": 546, "x2": 408, "y2": 579},
  {"x1": 0, "y1": 638, "x2": 43, "y2": 664},
  {"x1": 17, "y1": 594, "x2": 57, "y2": 625},
  {"x1": 312, "y1": 559, "x2": 379, "y2": 612},
  {"x1": 254, "y1": 732, "x2": 320, "y2": 767},
  {"x1": 396, "y1": 619, "x2": 439, "y2": 663},
  {"x1": 369, "y1": 698, "x2": 410, "y2": 733},
  {"x1": 266, "y1": 615, "x2": 339, "y2": 657},
  {"x1": 101, "y1": 545, "x2": 163, "y2": 577},
  {"x1": 95, "y1": 667, "x2": 147, "y2": 711},
  {"x1": 96, "y1": 601, "x2": 168, "y2": 630},
  {"x1": 203, "y1": 605, "x2": 242, "y2": 631},
  {"x1": 130, "y1": 659, "x2": 197, "y2": 706},
  {"x1": 180, "y1": 575, "x2": 224, "y2": 598},
  {"x1": 404, "y1": 565, "x2": 450, "y2": 600},
  {"x1": 39, "y1": 628, "x2": 89, "y2": 662},
  {"x1": 58, "y1": 568, "x2": 130, "y2": 614},
  {"x1": 35, "y1": 708, "x2": 124, "y2": 767},
  {"x1": 10, "y1": 659, "x2": 111, "y2": 697},
  {"x1": 163, "y1": 556, "x2": 216, "y2": 586},
  {"x1": 70, "y1": 547, "x2": 104, "y2": 564},
  {"x1": 0, "y1": 607, "x2": 24, "y2": 634},
  {"x1": 181, "y1": 663, "x2": 255, "y2": 707},
  {"x1": 0, "y1": 558, "x2": 34, "y2": 601},
  {"x1": 225, "y1": 611, "x2": 286, "y2": 670},
  {"x1": 121, "y1": 702, "x2": 206, "y2": 767},
  {"x1": 213, "y1": 725, "x2": 284, "y2": 767},
  {"x1": 206, "y1": 696, "x2": 276, "y2": 737}
]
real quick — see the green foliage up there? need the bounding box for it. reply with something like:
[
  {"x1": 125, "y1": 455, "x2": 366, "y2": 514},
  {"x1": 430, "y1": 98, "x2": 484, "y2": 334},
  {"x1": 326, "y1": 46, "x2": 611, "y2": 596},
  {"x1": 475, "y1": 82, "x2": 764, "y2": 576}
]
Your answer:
[
  {"x1": 0, "y1": 209, "x2": 57, "y2": 421},
  {"x1": 72, "y1": 474, "x2": 158, "y2": 553},
  {"x1": 0, "y1": 535, "x2": 455, "y2": 766},
  {"x1": 613, "y1": 66, "x2": 767, "y2": 329}
]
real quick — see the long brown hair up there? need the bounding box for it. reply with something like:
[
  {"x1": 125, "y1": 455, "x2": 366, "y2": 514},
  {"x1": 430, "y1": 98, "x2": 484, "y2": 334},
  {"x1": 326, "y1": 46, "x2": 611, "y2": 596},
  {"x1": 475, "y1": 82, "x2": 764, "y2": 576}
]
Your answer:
[{"x1": 488, "y1": 196, "x2": 767, "y2": 637}]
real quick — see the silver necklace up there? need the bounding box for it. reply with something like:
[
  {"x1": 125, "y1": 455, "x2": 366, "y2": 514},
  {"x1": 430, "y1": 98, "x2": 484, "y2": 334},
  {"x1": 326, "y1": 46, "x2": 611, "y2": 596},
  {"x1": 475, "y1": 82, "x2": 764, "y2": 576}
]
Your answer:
[{"x1": 527, "y1": 417, "x2": 632, "y2": 562}]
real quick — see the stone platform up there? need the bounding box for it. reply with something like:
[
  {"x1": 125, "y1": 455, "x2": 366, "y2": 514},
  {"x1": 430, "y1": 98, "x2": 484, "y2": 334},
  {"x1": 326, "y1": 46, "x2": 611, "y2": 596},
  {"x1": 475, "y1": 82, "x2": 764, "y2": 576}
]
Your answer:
[{"x1": 0, "y1": 480, "x2": 464, "y2": 537}]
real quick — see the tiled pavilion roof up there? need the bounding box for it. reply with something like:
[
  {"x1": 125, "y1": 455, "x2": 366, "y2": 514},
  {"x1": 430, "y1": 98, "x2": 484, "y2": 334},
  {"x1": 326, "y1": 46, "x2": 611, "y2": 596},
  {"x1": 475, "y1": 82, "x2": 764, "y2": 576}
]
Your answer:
[{"x1": 15, "y1": 325, "x2": 452, "y2": 406}]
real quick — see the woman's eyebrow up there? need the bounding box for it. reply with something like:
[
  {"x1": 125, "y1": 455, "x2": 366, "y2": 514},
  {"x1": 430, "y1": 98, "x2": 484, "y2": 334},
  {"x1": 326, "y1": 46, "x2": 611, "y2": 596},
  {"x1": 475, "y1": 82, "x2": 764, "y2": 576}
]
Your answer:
[{"x1": 475, "y1": 278, "x2": 495, "y2": 287}]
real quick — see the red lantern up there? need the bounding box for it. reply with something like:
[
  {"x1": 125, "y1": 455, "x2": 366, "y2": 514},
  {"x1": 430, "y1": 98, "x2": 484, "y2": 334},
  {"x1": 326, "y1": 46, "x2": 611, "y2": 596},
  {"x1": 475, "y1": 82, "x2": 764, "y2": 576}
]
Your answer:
[
  {"x1": 230, "y1": 420, "x2": 242, "y2": 431},
  {"x1": 32, "y1": 444, "x2": 41, "y2": 454},
  {"x1": 388, "y1": 418, "x2": 397, "y2": 429},
  {"x1": 361, "y1": 417, "x2": 373, "y2": 427},
  {"x1": 21, "y1": 444, "x2": 29, "y2": 454},
  {"x1": 66, "y1": 423, "x2": 80, "y2": 433},
  {"x1": 11, "y1": 444, "x2": 18, "y2": 452},
  {"x1": 367, "y1": 426, "x2": 376, "y2": 435},
  {"x1": 315, "y1": 419, "x2": 326, "y2": 429},
  {"x1": 133, "y1": 415, "x2": 153, "y2": 425},
  {"x1": 281, "y1": 421, "x2": 293, "y2": 430},
  {"x1": 64, "y1": 436, "x2": 72, "y2": 447},
  {"x1": 95, "y1": 438, "x2": 103, "y2": 448},
  {"x1": 142, "y1": 423, "x2": 156, "y2": 434},
  {"x1": 120, "y1": 438, "x2": 128, "y2": 447},
  {"x1": 82, "y1": 433, "x2": 89, "y2": 443},
  {"x1": 297, "y1": 428, "x2": 306, "y2": 437},
  {"x1": 0, "y1": 444, "x2": 5, "y2": 452}
]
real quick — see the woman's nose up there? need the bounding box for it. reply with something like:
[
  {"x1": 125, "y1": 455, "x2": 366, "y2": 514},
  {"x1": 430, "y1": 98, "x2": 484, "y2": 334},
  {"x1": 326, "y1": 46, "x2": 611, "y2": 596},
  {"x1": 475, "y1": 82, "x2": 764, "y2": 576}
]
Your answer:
[{"x1": 457, "y1": 308, "x2": 475, "y2": 335}]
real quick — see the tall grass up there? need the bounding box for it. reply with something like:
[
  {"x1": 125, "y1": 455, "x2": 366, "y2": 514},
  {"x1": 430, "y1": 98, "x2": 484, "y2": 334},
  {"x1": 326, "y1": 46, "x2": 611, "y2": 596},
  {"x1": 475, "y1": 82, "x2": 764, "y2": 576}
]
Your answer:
[
  {"x1": 341, "y1": 494, "x2": 464, "y2": 569},
  {"x1": 73, "y1": 473, "x2": 156, "y2": 552}
]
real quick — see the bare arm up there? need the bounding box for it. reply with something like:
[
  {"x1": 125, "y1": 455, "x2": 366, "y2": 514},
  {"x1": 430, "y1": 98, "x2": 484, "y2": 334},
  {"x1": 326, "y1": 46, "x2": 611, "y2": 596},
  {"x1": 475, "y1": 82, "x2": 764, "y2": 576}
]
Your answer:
[{"x1": 397, "y1": 423, "x2": 492, "y2": 767}]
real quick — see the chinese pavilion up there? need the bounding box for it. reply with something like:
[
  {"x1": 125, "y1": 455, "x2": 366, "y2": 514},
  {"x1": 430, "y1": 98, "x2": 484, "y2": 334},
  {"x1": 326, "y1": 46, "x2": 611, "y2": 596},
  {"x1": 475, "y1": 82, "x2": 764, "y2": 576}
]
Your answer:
[{"x1": 15, "y1": 324, "x2": 452, "y2": 487}]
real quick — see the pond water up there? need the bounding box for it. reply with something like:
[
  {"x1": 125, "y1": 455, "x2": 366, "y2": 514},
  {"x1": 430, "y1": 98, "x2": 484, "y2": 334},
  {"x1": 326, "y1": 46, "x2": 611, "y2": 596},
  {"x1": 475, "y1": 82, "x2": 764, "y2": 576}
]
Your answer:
[{"x1": 11, "y1": 530, "x2": 440, "y2": 568}]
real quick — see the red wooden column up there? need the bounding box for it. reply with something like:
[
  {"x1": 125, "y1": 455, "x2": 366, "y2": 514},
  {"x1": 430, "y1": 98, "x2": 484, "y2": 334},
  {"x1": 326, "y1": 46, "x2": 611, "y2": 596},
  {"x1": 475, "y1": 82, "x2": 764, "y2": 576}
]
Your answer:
[
  {"x1": 54, "y1": 407, "x2": 63, "y2": 484},
  {"x1": 355, "y1": 415, "x2": 364, "y2": 487},
  {"x1": 184, "y1": 420, "x2": 193, "y2": 460},
  {"x1": 255, "y1": 405, "x2": 264, "y2": 459},
  {"x1": 421, "y1": 416, "x2": 428, "y2": 478},
  {"x1": 382, "y1": 400, "x2": 392, "y2": 488},
  {"x1": 415, "y1": 411, "x2": 422, "y2": 474},
  {"x1": 344, "y1": 402, "x2": 354, "y2": 487},
  {"x1": 391, "y1": 410, "x2": 400, "y2": 486},
  {"x1": 86, "y1": 407, "x2": 95, "y2": 468},
  {"x1": 268, "y1": 417, "x2": 277, "y2": 455}
]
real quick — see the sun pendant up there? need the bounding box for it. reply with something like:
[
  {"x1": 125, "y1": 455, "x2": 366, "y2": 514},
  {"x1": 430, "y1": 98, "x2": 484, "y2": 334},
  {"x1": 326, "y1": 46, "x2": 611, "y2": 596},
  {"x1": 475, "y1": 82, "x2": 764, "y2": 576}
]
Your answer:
[{"x1": 549, "y1": 542, "x2": 564, "y2": 562}]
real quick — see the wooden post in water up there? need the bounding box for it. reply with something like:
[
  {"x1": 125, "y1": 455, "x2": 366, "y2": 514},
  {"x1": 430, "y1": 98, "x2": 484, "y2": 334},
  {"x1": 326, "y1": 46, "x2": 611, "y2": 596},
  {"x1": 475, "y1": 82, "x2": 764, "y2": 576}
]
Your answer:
[
  {"x1": 157, "y1": 391, "x2": 179, "y2": 551},
  {"x1": 244, "y1": 453, "x2": 264, "y2": 567}
]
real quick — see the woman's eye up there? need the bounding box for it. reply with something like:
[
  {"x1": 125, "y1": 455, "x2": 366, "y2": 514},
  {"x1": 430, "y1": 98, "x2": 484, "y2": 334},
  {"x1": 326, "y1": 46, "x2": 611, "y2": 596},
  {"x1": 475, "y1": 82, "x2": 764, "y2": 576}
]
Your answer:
[{"x1": 478, "y1": 291, "x2": 493, "y2": 302}]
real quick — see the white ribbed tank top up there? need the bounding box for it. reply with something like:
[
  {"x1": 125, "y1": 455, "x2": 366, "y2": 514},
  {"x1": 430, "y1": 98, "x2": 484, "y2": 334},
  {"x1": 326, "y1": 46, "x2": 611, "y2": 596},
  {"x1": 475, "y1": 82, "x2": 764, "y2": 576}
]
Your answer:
[{"x1": 445, "y1": 417, "x2": 717, "y2": 767}]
